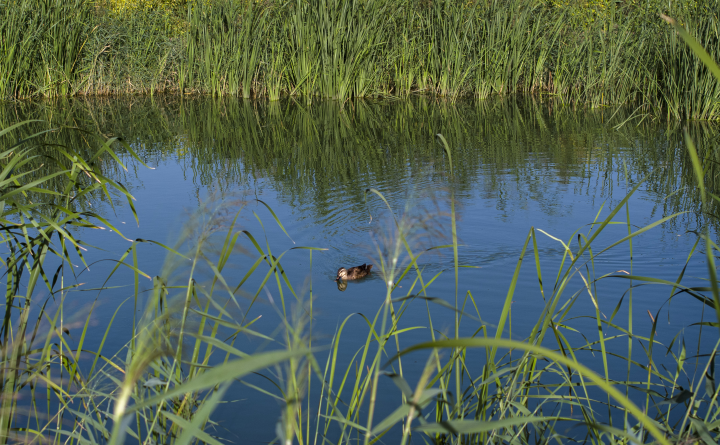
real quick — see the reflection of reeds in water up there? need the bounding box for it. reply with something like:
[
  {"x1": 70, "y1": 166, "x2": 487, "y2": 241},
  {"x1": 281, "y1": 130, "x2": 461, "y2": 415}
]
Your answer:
[{"x1": 2, "y1": 96, "x2": 718, "y2": 232}]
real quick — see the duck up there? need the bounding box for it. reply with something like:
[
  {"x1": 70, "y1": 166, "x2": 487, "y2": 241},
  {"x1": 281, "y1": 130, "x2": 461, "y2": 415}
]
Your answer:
[{"x1": 336, "y1": 263, "x2": 373, "y2": 281}]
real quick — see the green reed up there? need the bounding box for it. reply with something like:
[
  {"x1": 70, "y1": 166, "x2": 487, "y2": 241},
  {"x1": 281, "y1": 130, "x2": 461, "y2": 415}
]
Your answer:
[
  {"x1": 2, "y1": 0, "x2": 720, "y2": 119},
  {"x1": 2, "y1": 116, "x2": 720, "y2": 444},
  {"x1": 0, "y1": 120, "x2": 318, "y2": 445},
  {"x1": 303, "y1": 172, "x2": 717, "y2": 444},
  {"x1": 0, "y1": 0, "x2": 91, "y2": 98},
  {"x1": 85, "y1": 6, "x2": 184, "y2": 95},
  {"x1": 183, "y1": 0, "x2": 271, "y2": 97},
  {"x1": 0, "y1": 121, "x2": 144, "y2": 442}
]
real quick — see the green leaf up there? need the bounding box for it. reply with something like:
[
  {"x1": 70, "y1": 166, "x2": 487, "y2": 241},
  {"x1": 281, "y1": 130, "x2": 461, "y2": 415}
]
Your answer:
[
  {"x1": 661, "y1": 15, "x2": 720, "y2": 82},
  {"x1": 123, "y1": 349, "x2": 309, "y2": 414},
  {"x1": 658, "y1": 389, "x2": 693, "y2": 405},
  {"x1": 705, "y1": 352, "x2": 716, "y2": 398},
  {"x1": 415, "y1": 416, "x2": 556, "y2": 435}
]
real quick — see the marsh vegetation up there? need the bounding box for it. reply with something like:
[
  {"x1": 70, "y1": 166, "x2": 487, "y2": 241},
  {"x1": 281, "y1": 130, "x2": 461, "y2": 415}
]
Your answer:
[
  {"x1": 1, "y1": 0, "x2": 720, "y2": 119},
  {"x1": 2, "y1": 1, "x2": 720, "y2": 444}
]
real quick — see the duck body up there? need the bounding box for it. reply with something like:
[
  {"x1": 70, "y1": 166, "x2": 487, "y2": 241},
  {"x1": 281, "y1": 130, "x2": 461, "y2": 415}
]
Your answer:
[{"x1": 336, "y1": 263, "x2": 373, "y2": 281}]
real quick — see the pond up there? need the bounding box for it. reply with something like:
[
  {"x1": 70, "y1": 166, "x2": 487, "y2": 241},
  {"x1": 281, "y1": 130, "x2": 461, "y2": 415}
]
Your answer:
[{"x1": 2, "y1": 97, "x2": 716, "y2": 443}]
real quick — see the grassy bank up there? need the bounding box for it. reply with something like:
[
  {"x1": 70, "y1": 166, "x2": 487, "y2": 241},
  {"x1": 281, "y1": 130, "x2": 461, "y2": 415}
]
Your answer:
[{"x1": 1, "y1": 0, "x2": 720, "y2": 119}]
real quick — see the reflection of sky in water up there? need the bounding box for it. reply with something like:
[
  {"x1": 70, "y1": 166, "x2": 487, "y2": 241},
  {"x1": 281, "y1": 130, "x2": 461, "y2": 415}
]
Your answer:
[{"x1": 9, "y1": 98, "x2": 715, "y2": 442}]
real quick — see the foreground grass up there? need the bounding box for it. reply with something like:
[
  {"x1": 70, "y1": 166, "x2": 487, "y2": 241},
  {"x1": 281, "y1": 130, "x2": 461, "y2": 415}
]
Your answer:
[
  {"x1": 1, "y1": 0, "x2": 720, "y2": 119},
  {"x1": 0, "y1": 121, "x2": 719, "y2": 444}
]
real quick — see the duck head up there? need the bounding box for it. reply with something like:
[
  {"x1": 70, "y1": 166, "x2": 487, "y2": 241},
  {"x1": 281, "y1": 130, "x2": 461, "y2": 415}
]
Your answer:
[{"x1": 336, "y1": 267, "x2": 348, "y2": 280}]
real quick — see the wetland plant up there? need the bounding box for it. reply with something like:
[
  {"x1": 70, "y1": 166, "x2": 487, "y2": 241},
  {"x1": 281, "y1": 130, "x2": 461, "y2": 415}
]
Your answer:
[
  {"x1": 0, "y1": 118, "x2": 719, "y2": 444},
  {"x1": 1, "y1": 0, "x2": 720, "y2": 119}
]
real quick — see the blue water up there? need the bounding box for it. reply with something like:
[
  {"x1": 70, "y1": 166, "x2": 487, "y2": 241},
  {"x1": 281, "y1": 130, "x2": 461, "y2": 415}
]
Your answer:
[{"x1": 7, "y1": 97, "x2": 716, "y2": 443}]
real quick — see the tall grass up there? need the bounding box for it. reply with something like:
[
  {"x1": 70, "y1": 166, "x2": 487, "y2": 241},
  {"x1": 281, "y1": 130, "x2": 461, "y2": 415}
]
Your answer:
[
  {"x1": 2, "y1": 116, "x2": 720, "y2": 443},
  {"x1": 0, "y1": 121, "x2": 316, "y2": 444},
  {"x1": 182, "y1": 0, "x2": 270, "y2": 97},
  {"x1": 85, "y1": 5, "x2": 185, "y2": 95},
  {"x1": 0, "y1": 0, "x2": 91, "y2": 98},
  {"x1": 2, "y1": 0, "x2": 720, "y2": 119},
  {"x1": 0, "y1": 122, "x2": 143, "y2": 442}
]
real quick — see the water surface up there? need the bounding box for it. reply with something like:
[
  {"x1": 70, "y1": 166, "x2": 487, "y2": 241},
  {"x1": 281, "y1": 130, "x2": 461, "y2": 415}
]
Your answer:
[{"x1": 2, "y1": 97, "x2": 716, "y2": 442}]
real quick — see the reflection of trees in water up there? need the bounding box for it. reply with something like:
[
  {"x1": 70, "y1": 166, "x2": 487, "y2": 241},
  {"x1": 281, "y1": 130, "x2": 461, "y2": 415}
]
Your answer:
[{"x1": 1, "y1": 97, "x2": 715, "y2": 231}]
